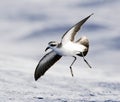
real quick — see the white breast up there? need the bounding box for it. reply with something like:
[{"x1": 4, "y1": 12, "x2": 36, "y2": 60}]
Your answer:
[{"x1": 53, "y1": 41, "x2": 86, "y2": 56}]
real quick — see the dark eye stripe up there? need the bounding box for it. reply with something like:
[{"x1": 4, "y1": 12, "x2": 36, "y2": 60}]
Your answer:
[{"x1": 50, "y1": 44, "x2": 56, "y2": 47}]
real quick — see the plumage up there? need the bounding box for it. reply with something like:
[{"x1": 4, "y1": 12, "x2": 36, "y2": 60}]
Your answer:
[
  {"x1": 34, "y1": 14, "x2": 93, "y2": 81},
  {"x1": 76, "y1": 36, "x2": 89, "y2": 47},
  {"x1": 76, "y1": 36, "x2": 89, "y2": 56},
  {"x1": 61, "y1": 13, "x2": 93, "y2": 44},
  {"x1": 34, "y1": 51, "x2": 61, "y2": 80}
]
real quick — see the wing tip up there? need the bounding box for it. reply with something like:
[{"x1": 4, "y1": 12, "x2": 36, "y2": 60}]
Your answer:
[
  {"x1": 34, "y1": 72, "x2": 43, "y2": 81},
  {"x1": 34, "y1": 72, "x2": 39, "y2": 81},
  {"x1": 90, "y1": 13, "x2": 94, "y2": 16},
  {"x1": 87, "y1": 13, "x2": 94, "y2": 19},
  {"x1": 34, "y1": 65, "x2": 42, "y2": 81},
  {"x1": 34, "y1": 78, "x2": 39, "y2": 81},
  {"x1": 34, "y1": 77, "x2": 38, "y2": 81}
]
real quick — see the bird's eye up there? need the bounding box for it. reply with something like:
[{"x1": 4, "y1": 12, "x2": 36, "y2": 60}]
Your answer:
[{"x1": 50, "y1": 44, "x2": 56, "y2": 47}]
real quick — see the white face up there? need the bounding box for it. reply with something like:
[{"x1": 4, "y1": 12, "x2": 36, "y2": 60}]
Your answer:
[{"x1": 45, "y1": 41, "x2": 59, "y2": 51}]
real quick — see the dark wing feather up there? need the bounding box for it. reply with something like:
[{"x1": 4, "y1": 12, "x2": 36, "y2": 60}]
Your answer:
[
  {"x1": 61, "y1": 14, "x2": 93, "y2": 44},
  {"x1": 34, "y1": 50, "x2": 62, "y2": 81},
  {"x1": 76, "y1": 37, "x2": 89, "y2": 48},
  {"x1": 76, "y1": 37, "x2": 89, "y2": 56}
]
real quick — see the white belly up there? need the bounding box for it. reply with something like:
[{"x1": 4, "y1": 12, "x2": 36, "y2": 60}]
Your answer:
[{"x1": 54, "y1": 41, "x2": 86, "y2": 56}]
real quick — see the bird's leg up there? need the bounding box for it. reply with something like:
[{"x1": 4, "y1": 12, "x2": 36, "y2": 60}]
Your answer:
[
  {"x1": 69, "y1": 56, "x2": 76, "y2": 77},
  {"x1": 81, "y1": 52, "x2": 92, "y2": 68}
]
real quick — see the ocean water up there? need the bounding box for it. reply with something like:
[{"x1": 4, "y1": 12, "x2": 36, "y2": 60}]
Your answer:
[{"x1": 0, "y1": 0, "x2": 120, "y2": 101}]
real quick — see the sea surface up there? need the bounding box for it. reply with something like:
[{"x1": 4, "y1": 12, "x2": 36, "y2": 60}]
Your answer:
[{"x1": 0, "y1": 0, "x2": 120, "y2": 101}]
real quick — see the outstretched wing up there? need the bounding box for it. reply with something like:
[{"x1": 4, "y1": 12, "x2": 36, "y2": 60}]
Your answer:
[
  {"x1": 61, "y1": 14, "x2": 93, "y2": 44},
  {"x1": 34, "y1": 50, "x2": 62, "y2": 81}
]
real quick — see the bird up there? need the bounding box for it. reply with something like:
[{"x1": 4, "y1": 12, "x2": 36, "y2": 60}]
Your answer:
[{"x1": 34, "y1": 14, "x2": 93, "y2": 81}]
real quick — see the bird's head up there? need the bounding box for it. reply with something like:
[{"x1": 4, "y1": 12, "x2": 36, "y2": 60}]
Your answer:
[{"x1": 45, "y1": 41, "x2": 59, "y2": 51}]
